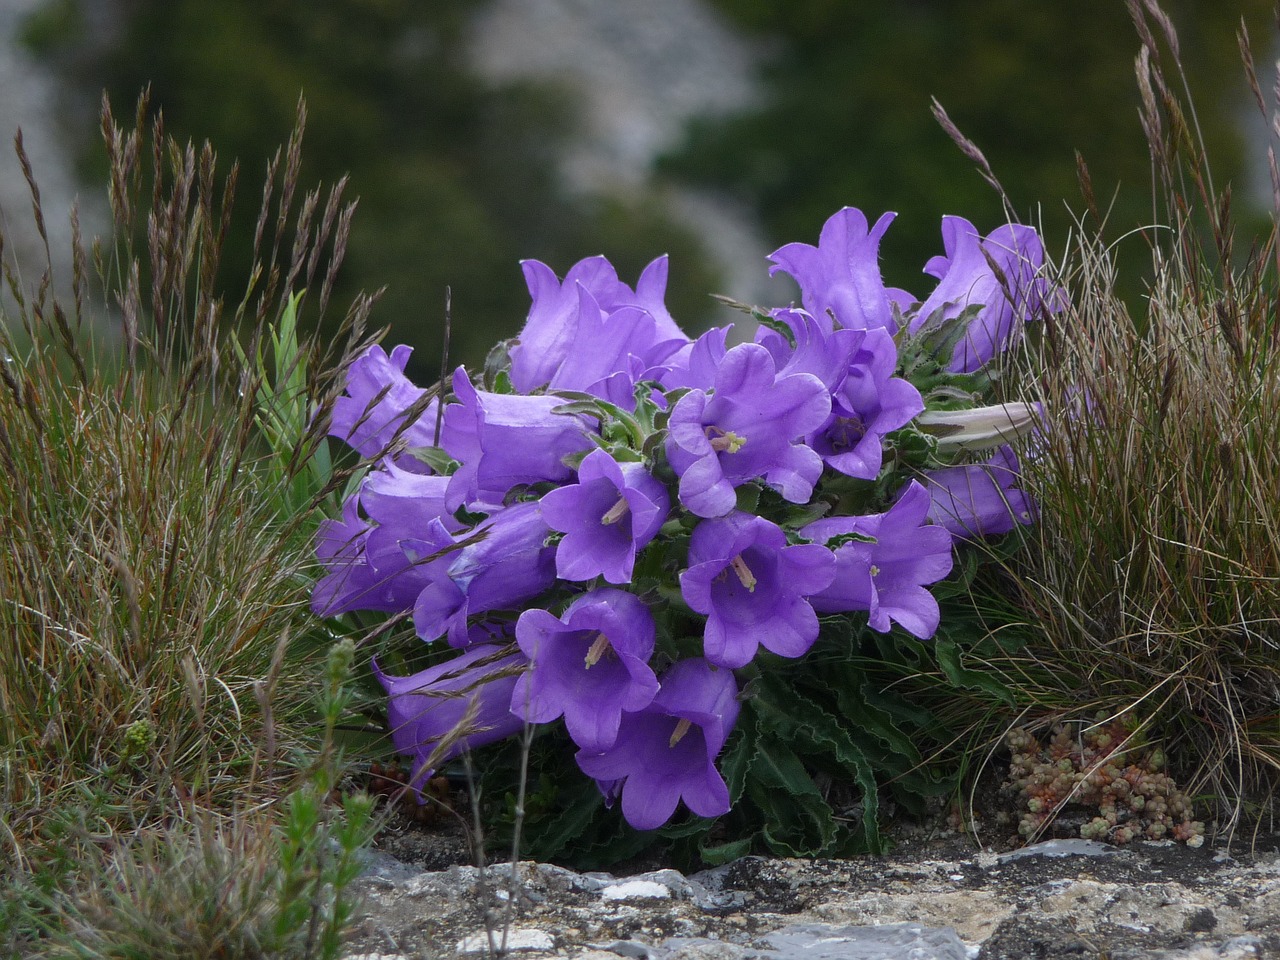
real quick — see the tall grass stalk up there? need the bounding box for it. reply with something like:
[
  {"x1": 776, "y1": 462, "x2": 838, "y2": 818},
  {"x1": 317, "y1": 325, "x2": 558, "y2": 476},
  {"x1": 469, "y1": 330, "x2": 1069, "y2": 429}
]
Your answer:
[
  {"x1": 1000, "y1": 2, "x2": 1280, "y2": 835},
  {"x1": 1, "y1": 91, "x2": 380, "y2": 954}
]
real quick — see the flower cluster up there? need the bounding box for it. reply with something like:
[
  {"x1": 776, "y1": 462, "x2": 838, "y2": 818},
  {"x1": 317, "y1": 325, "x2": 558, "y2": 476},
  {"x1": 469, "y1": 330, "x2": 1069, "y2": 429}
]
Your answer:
[{"x1": 314, "y1": 207, "x2": 1053, "y2": 832}]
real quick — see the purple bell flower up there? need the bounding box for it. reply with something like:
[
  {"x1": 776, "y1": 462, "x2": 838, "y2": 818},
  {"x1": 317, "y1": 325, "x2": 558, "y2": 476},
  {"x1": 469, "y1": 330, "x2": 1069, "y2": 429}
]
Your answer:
[
  {"x1": 539, "y1": 449, "x2": 671, "y2": 584},
  {"x1": 680, "y1": 512, "x2": 835, "y2": 668},
  {"x1": 657, "y1": 325, "x2": 731, "y2": 392},
  {"x1": 311, "y1": 491, "x2": 456, "y2": 617},
  {"x1": 801, "y1": 480, "x2": 954, "y2": 638},
  {"x1": 754, "y1": 308, "x2": 864, "y2": 391},
  {"x1": 911, "y1": 217, "x2": 1054, "y2": 373},
  {"x1": 575, "y1": 658, "x2": 739, "y2": 831},
  {"x1": 919, "y1": 444, "x2": 1036, "y2": 538},
  {"x1": 810, "y1": 327, "x2": 924, "y2": 480},
  {"x1": 328, "y1": 344, "x2": 438, "y2": 465},
  {"x1": 768, "y1": 207, "x2": 915, "y2": 333},
  {"x1": 360, "y1": 463, "x2": 464, "y2": 564},
  {"x1": 543, "y1": 286, "x2": 684, "y2": 410},
  {"x1": 665, "y1": 343, "x2": 830, "y2": 518},
  {"x1": 441, "y1": 367, "x2": 598, "y2": 511},
  {"x1": 311, "y1": 495, "x2": 375, "y2": 615},
  {"x1": 413, "y1": 501, "x2": 558, "y2": 646},
  {"x1": 511, "y1": 589, "x2": 660, "y2": 752},
  {"x1": 374, "y1": 643, "x2": 528, "y2": 792},
  {"x1": 509, "y1": 255, "x2": 688, "y2": 394}
]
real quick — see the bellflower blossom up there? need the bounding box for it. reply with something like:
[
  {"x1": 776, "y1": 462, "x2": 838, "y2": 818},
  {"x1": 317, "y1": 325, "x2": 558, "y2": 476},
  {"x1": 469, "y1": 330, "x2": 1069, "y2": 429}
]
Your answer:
[
  {"x1": 511, "y1": 589, "x2": 660, "y2": 752},
  {"x1": 311, "y1": 204, "x2": 1059, "y2": 845},
  {"x1": 666, "y1": 343, "x2": 830, "y2": 518},
  {"x1": 373, "y1": 643, "x2": 528, "y2": 792},
  {"x1": 311, "y1": 495, "x2": 456, "y2": 617},
  {"x1": 919, "y1": 444, "x2": 1036, "y2": 538},
  {"x1": 542, "y1": 286, "x2": 685, "y2": 410},
  {"x1": 801, "y1": 480, "x2": 954, "y2": 638},
  {"x1": 911, "y1": 217, "x2": 1053, "y2": 373},
  {"x1": 328, "y1": 344, "x2": 439, "y2": 464},
  {"x1": 680, "y1": 512, "x2": 835, "y2": 668},
  {"x1": 576, "y1": 658, "x2": 739, "y2": 831},
  {"x1": 755, "y1": 308, "x2": 863, "y2": 390},
  {"x1": 538, "y1": 449, "x2": 670, "y2": 584},
  {"x1": 509, "y1": 255, "x2": 688, "y2": 394},
  {"x1": 657, "y1": 325, "x2": 730, "y2": 392},
  {"x1": 441, "y1": 368, "x2": 598, "y2": 511},
  {"x1": 412, "y1": 501, "x2": 557, "y2": 646},
  {"x1": 810, "y1": 327, "x2": 924, "y2": 480},
  {"x1": 768, "y1": 207, "x2": 915, "y2": 332},
  {"x1": 361, "y1": 463, "x2": 463, "y2": 546}
]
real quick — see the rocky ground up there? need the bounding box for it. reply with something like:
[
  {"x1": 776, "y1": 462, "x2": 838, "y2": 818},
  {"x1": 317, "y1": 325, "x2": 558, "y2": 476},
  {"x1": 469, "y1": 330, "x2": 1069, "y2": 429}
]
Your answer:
[{"x1": 338, "y1": 804, "x2": 1280, "y2": 960}]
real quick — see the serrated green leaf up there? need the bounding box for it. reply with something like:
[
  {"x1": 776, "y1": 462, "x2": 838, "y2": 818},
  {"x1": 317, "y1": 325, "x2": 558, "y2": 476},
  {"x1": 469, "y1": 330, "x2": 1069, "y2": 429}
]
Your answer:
[
  {"x1": 746, "y1": 735, "x2": 837, "y2": 856},
  {"x1": 550, "y1": 399, "x2": 610, "y2": 420},
  {"x1": 932, "y1": 637, "x2": 1017, "y2": 703},
  {"x1": 519, "y1": 776, "x2": 604, "y2": 862},
  {"x1": 717, "y1": 714, "x2": 755, "y2": 803},
  {"x1": 753, "y1": 671, "x2": 891, "y2": 852},
  {"x1": 754, "y1": 312, "x2": 798, "y2": 347}
]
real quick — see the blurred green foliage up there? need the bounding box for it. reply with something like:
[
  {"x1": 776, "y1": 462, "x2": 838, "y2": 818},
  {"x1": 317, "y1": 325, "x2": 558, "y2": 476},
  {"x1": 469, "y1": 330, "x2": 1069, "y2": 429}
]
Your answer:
[
  {"x1": 30, "y1": 1, "x2": 1276, "y2": 375},
  {"x1": 31, "y1": 0, "x2": 721, "y2": 381},
  {"x1": 663, "y1": 0, "x2": 1274, "y2": 295}
]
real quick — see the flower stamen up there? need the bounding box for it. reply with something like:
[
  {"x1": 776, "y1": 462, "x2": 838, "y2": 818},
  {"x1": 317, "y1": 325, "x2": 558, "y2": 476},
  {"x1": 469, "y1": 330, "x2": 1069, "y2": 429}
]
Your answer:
[
  {"x1": 829, "y1": 414, "x2": 867, "y2": 452},
  {"x1": 600, "y1": 495, "x2": 630, "y2": 525},
  {"x1": 705, "y1": 425, "x2": 746, "y2": 454},
  {"x1": 669, "y1": 717, "x2": 693, "y2": 748},
  {"x1": 584, "y1": 632, "x2": 611, "y2": 668},
  {"x1": 730, "y1": 554, "x2": 757, "y2": 592}
]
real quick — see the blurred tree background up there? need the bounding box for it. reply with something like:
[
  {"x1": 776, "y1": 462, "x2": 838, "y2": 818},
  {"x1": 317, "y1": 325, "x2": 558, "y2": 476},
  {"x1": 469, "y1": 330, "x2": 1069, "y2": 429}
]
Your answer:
[
  {"x1": 20, "y1": 0, "x2": 1277, "y2": 376},
  {"x1": 663, "y1": 0, "x2": 1276, "y2": 297},
  {"x1": 23, "y1": 0, "x2": 723, "y2": 381}
]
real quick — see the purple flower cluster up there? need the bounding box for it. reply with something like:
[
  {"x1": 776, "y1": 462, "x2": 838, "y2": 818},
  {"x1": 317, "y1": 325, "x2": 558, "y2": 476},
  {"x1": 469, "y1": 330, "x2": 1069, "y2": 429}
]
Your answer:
[{"x1": 313, "y1": 206, "x2": 1054, "y2": 832}]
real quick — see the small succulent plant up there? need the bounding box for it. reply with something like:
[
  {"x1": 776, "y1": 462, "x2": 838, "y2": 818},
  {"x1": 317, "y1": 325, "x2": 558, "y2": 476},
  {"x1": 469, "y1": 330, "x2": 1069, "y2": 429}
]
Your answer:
[{"x1": 1002, "y1": 716, "x2": 1205, "y2": 846}]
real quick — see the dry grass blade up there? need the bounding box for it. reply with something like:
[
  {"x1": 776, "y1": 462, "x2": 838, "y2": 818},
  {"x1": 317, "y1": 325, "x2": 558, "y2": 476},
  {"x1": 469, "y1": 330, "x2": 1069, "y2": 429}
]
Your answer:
[{"x1": 1, "y1": 91, "x2": 384, "y2": 955}]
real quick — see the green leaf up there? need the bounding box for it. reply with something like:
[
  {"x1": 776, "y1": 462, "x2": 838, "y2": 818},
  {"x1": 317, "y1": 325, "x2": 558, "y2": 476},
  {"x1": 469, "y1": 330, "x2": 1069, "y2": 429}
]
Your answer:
[
  {"x1": 549, "y1": 399, "x2": 611, "y2": 420},
  {"x1": 734, "y1": 483, "x2": 762, "y2": 515},
  {"x1": 483, "y1": 338, "x2": 516, "y2": 391},
  {"x1": 745, "y1": 735, "x2": 837, "y2": 856},
  {"x1": 700, "y1": 836, "x2": 753, "y2": 865},
  {"x1": 753, "y1": 311, "x2": 798, "y2": 347},
  {"x1": 406, "y1": 445, "x2": 458, "y2": 475},
  {"x1": 520, "y1": 777, "x2": 604, "y2": 862},
  {"x1": 490, "y1": 369, "x2": 515, "y2": 394},
  {"x1": 753, "y1": 671, "x2": 886, "y2": 852},
  {"x1": 932, "y1": 636, "x2": 1017, "y2": 703},
  {"x1": 717, "y1": 716, "x2": 755, "y2": 803}
]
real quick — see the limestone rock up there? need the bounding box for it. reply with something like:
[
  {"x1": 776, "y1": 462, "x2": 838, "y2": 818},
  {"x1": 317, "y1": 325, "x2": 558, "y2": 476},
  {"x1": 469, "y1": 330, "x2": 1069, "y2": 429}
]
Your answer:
[{"x1": 341, "y1": 835, "x2": 1280, "y2": 959}]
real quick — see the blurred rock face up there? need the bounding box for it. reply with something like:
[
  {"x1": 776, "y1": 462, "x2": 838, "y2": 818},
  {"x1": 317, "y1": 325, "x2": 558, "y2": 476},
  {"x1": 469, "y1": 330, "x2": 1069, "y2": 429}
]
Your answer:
[
  {"x1": 470, "y1": 0, "x2": 759, "y2": 192},
  {"x1": 469, "y1": 0, "x2": 778, "y2": 310}
]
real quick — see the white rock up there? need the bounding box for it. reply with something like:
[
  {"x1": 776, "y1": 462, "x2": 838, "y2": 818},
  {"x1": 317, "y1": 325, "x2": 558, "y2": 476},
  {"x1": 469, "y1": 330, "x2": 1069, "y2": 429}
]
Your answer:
[
  {"x1": 601, "y1": 879, "x2": 673, "y2": 902},
  {"x1": 455, "y1": 929, "x2": 555, "y2": 953}
]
